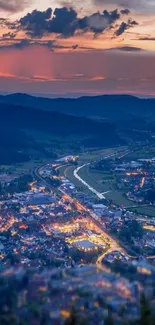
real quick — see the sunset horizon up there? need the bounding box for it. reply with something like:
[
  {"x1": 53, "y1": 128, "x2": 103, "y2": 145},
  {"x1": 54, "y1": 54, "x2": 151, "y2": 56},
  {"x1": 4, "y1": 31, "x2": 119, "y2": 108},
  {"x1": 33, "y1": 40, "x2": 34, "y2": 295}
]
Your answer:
[{"x1": 0, "y1": 0, "x2": 154, "y2": 95}]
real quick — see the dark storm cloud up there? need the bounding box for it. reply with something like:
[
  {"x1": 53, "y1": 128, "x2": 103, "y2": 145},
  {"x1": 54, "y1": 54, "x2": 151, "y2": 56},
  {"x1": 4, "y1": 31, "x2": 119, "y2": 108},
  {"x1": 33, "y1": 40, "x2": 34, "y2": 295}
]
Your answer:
[
  {"x1": 48, "y1": 7, "x2": 78, "y2": 36},
  {"x1": 19, "y1": 7, "x2": 78, "y2": 38},
  {"x1": 18, "y1": 7, "x2": 129, "y2": 38},
  {"x1": 0, "y1": 0, "x2": 32, "y2": 13},
  {"x1": 2, "y1": 32, "x2": 16, "y2": 39},
  {"x1": 0, "y1": 5, "x2": 137, "y2": 40},
  {"x1": 110, "y1": 46, "x2": 143, "y2": 51},
  {"x1": 72, "y1": 44, "x2": 78, "y2": 49},
  {"x1": 19, "y1": 8, "x2": 53, "y2": 38},
  {"x1": 79, "y1": 9, "x2": 120, "y2": 34},
  {"x1": 120, "y1": 9, "x2": 130, "y2": 15},
  {"x1": 115, "y1": 19, "x2": 138, "y2": 36}
]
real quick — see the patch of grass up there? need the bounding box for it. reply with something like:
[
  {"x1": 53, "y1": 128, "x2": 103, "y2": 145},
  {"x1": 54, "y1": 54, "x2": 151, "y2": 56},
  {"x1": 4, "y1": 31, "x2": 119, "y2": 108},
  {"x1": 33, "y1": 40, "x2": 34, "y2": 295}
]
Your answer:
[
  {"x1": 79, "y1": 147, "x2": 120, "y2": 163},
  {"x1": 57, "y1": 146, "x2": 131, "y2": 202},
  {"x1": 128, "y1": 206, "x2": 155, "y2": 218},
  {"x1": 64, "y1": 166, "x2": 87, "y2": 191},
  {"x1": 124, "y1": 147, "x2": 155, "y2": 161},
  {"x1": 91, "y1": 171, "x2": 114, "y2": 181},
  {"x1": 78, "y1": 166, "x2": 105, "y2": 192},
  {"x1": 61, "y1": 165, "x2": 98, "y2": 197},
  {"x1": 104, "y1": 191, "x2": 133, "y2": 207},
  {"x1": 77, "y1": 165, "x2": 132, "y2": 207}
]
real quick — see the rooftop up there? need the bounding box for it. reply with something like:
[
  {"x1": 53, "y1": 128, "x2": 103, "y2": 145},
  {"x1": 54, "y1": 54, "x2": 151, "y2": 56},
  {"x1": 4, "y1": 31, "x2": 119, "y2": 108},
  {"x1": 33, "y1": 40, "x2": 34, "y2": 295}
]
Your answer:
[{"x1": 74, "y1": 240, "x2": 96, "y2": 249}]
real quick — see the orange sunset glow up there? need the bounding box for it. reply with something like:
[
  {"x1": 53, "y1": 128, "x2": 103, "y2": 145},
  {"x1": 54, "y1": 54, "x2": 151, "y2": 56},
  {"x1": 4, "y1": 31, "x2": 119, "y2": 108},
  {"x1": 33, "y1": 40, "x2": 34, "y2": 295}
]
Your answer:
[{"x1": 0, "y1": 0, "x2": 154, "y2": 96}]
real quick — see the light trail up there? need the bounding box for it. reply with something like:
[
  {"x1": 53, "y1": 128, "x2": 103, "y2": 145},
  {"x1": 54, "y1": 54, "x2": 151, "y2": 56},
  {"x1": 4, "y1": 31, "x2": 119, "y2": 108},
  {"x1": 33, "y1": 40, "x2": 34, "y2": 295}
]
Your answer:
[{"x1": 140, "y1": 177, "x2": 145, "y2": 188}]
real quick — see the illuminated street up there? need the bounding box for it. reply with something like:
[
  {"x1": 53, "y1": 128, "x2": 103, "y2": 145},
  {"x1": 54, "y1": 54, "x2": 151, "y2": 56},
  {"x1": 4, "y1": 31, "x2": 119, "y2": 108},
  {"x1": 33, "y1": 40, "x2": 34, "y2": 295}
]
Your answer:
[{"x1": 36, "y1": 162, "x2": 129, "y2": 267}]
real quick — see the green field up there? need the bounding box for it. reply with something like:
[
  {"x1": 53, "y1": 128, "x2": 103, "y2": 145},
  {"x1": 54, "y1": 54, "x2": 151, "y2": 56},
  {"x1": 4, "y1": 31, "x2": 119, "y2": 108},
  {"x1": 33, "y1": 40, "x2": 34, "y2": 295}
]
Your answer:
[
  {"x1": 79, "y1": 147, "x2": 126, "y2": 163},
  {"x1": 63, "y1": 166, "x2": 90, "y2": 193},
  {"x1": 59, "y1": 165, "x2": 99, "y2": 197},
  {"x1": 57, "y1": 146, "x2": 134, "y2": 206},
  {"x1": 124, "y1": 146, "x2": 155, "y2": 161},
  {"x1": 77, "y1": 164, "x2": 132, "y2": 206},
  {"x1": 128, "y1": 206, "x2": 155, "y2": 218},
  {"x1": 90, "y1": 170, "x2": 115, "y2": 181},
  {"x1": 104, "y1": 191, "x2": 134, "y2": 207},
  {"x1": 58, "y1": 165, "x2": 70, "y2": 178},
  {"x1": 59, "y1": 161, "x2": 132, "y2": 207},
  {"x1": 0, "y1": 160, "x2": 44, "y2": 176},
  {"x1": 78, "y1": 166, "x2": 106, "y2": 192}
]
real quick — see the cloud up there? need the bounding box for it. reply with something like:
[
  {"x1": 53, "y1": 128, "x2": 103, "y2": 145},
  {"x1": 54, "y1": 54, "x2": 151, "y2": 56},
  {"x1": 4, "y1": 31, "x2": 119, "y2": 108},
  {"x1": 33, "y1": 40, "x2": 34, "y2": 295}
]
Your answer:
[
  {"x1": 115, "y1": 19, "x2": 138, "y2": 36},
  {"x1": 109, "y1": 46, "x2": 143, "y2": 51},
  {"x1": 93, "y1": 0, "x2": 155, "y2": 12},
  {"x1": 120, "y1": 9, "x2": 130, "y2": 15},
  {"x1": 0, "y1": 38, "x2": 78, "y2": 52},
  {"x1": 19, "y1": 8, "x2": 53, "y2": 38},
  {"x1": 19, "y1": 7, "x2": 78, "y2": 38},
  {"x1": 48, "y1": 7, "x2": 78, "y2": 36},
  {"x1": 9, "y1": 39, "x2": 39, "y2": 49},
  {"x1": 18, "y1": 7, "x2": 129, "y2": 38},
  {"x1": 72, "y1": 44, "x2": 78, "y2": 49},
  {"x1": 137, "y1": 37, "x2": 155, "y2": 41},
  {"x1": 0, "y1": 0, "x2": 32, "y2": 13},
  {"x1": 2, "y1": 32, "x2": 16, "y2": 39},
  {"x1": 79, "y1": 9, "x2": 120, "y2": 34},
  {"x1": 0, "y1": 5, "x2": 138, "y2": 43}
]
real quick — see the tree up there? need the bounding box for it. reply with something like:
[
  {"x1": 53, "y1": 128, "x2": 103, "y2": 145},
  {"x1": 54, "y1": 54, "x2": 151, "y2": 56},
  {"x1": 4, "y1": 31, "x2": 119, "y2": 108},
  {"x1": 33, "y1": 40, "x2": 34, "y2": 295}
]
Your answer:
[
  {"x1": 65, "y1": 309, "x2": 87, "y2": 325},
  {"x1": 0, "y1": 182, "x2": 3, "y2": 195},
  {"x1": 106, "y1": 310, "x2": 114, "y2": 325},
  {"x1": 65, "y1": 308, "x2": 77, "y2": 325},
  {"x1": 140, "y1": 293, "x2": 153, "y2": 325},
  {"x1": 145, "y1": 188, "x2": 155, "y2": 204},
  {"x1": 130, "y1": 220, "x2": 143, "y2": 238},
  {"x1": 6, "y1": 252, "x2": 20, "y2": 265},
  {"x1": 119, "y1": 227, "x2": 132, "y2": 242}
]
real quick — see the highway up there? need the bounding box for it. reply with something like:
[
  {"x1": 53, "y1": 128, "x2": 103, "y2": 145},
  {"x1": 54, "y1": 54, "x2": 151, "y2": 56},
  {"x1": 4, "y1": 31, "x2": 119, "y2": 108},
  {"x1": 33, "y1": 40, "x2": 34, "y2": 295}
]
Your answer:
[
  {"x1": 74, "y1": 163, "x2": 106, "y2": 199},
  {"x1": 73, "y1": 152, "x2": 117, "y2": 200}
]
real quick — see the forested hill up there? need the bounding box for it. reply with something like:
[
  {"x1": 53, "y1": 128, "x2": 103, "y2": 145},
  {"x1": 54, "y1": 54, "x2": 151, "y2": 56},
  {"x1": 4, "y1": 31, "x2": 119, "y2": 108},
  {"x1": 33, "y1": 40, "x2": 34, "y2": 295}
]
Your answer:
[
  {"x1": 0, "y1": 103, "x2": 123, "y2": 164},
  {"x1": 0, "y1": 103, "x2": 118, "y2": 138},
  {"x1": 1, "y1": 93, "x2": 155, "y2": 122}
]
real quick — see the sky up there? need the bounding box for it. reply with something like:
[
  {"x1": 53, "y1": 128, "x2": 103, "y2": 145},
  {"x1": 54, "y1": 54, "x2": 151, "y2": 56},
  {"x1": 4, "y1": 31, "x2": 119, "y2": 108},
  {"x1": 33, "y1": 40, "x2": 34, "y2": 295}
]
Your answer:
[{"x1": 0, "y1": 0, "x2": 155, "y2": 96}]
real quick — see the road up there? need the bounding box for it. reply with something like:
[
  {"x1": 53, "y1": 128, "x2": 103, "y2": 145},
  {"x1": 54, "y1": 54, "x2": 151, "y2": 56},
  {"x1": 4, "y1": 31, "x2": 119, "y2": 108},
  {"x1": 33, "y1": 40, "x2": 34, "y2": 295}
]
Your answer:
[
  {"x1": 74, "y1": 163, "x2": 106, "y2": 199},
  {"x1": 73, "y1": 152, "x2": 118, "y2": 200}
]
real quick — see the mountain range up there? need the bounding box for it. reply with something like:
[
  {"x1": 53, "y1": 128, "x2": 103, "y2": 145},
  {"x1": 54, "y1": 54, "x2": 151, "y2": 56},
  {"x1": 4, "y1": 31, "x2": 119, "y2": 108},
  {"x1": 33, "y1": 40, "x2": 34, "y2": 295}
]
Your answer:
[
  {"x1": 0, "y1": 101, "x2": 122, "y2": 165},
  {"x1": 0, "y1": 93, "x2": 154, "y2": 164},
  {"x1": 1, "y1": 93, "x2": 155, "y2": 123}
]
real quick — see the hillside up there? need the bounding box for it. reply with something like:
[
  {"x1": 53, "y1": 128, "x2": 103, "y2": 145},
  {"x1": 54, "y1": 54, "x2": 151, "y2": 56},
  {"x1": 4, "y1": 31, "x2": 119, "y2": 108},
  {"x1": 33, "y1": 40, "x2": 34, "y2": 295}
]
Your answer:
[
  {"x1": 1, "y1": 93, "x2": 155, "y2": 165},
  {"x1": 0, "y1": 103, "x2": 123, "y2": 164},
  {"x1": 1, "y1": 94, "x2": 155, "y2": 123}
]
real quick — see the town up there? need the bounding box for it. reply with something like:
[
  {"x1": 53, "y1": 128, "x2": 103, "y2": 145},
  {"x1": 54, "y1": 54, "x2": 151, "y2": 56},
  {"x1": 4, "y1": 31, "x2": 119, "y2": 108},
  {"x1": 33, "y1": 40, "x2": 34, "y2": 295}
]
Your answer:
[{"x1": 0, "y1": 144, "x2": 155, "y2": 323}]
